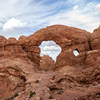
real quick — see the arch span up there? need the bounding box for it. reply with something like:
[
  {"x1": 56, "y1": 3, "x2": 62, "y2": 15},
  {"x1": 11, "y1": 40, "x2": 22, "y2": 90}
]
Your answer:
[{"x1": 22, "y1": 25, "x2": 91, "y2": 69}]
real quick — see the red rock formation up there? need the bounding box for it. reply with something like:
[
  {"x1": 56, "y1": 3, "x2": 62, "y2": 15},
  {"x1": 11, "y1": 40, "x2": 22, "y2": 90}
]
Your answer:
[
  {"x1": 22, "y1": 25, "x2": 91, "y2": 68},
  {"x1": 91, "y1": 26, "x2": 100, "y2": 50},
  {"x1": 0, "y1": 25, "x2": 100, "y2": 100},
  {"x1": 40, "y1": 55, "x2": 55, "y2": 71}
]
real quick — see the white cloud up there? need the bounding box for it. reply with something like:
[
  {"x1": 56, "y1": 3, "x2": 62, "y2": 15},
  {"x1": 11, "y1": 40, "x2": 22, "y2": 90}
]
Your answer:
[
  {"x1": 48, "y1": 2, "x2": 100, "y2": 32},
  {"x1": 3, "y1": 18, "x2": 25, "y2": 30},
  {"x1": 39, "y1": 41, "x2": 62, "y2": 61},
  {"x1": 73, "y1": 5, "x2": 79, "y2": 10},
  {"x1": 43, "y1": 46, "x2": 59, "y2": 51},
  {"x1": 0, "y1": 0, "x2": 100, "y2": 38},
  {"x1": 0, "y1": 0, "x2": 66, "y2": 38},
  {"x1": 96, "y1": 4, "x2": 100, "y2": 13}
]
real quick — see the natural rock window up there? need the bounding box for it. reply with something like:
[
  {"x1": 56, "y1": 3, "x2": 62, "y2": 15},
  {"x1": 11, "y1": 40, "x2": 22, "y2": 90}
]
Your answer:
[
  {"x1": 73, "y1": 49, "x2": 79, "y2": 56},
  {"x1": 39, "y1": 41, "x2": 62, "y2": 62}
]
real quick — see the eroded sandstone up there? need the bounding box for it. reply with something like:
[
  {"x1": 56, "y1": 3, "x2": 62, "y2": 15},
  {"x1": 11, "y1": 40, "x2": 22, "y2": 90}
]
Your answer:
[{"x1": 0, "y1": 25, "x2": 100, "y2": 100}]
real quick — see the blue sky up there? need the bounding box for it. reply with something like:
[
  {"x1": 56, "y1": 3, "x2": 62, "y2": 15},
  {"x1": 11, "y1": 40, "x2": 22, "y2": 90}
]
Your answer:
[{"x1": 0, "y1": 0, "x2": 100, "y2": 39}]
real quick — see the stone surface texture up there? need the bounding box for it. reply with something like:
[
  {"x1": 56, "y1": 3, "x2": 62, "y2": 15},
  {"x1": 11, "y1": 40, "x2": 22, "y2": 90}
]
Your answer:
[{"x1": 0, "y1": 25, "x2": 100, "y2": 100}]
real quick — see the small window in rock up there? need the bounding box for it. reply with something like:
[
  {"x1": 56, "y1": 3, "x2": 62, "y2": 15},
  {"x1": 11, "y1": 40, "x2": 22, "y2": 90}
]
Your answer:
[
  {"x1": 73, "y1": 49, "x2": 79, "y2": 56},
  {"x1": 39, "y1": 41, "x2": 62, "y2": 62}
]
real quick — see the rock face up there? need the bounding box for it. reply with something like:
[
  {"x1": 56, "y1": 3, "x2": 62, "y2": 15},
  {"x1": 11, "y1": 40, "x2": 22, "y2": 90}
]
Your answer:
[
  {"x1": 22, "y1": 25, "x2": 91, "y2": 68},
  {"x1": 0, "y1": 37, "x2": 27, "y2": 58},
  {"x1": 40, "y1": 55, "x2": 55, "y2": 71},
  {"x1": 0, "y1": 25, "x2": 100, "y2": 100}
]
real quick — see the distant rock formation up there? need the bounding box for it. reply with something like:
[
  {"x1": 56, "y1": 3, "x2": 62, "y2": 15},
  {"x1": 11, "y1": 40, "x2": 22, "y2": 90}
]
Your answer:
[{"x1": 0, "y1": 25, "x2": 100, "y2": 100}]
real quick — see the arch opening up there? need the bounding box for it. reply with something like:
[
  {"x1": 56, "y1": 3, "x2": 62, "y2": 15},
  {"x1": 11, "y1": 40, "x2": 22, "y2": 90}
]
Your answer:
[
  {"x1": 39, "y1": 40, "x2": 62, "y2": 62},
  {"x1": 73, "y1": 49, "x2": 80, "y2": 56}
]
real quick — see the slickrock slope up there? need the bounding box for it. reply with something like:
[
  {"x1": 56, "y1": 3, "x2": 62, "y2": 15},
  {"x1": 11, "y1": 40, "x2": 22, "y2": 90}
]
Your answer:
[{"x1": 0, "y1": 25, "x2": 100, "y2": 100}]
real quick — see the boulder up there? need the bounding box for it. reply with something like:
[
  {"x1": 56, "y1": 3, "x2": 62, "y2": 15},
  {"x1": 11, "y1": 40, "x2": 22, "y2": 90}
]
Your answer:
[{"x1": 40, "y1": 55, "x2": 55, "y2": 71}]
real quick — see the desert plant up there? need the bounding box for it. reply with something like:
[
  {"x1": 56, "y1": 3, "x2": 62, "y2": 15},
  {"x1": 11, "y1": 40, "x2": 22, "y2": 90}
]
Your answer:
[
  {"x1": 4, "y1": 92, "x2": 18, "y2": 100},
  {"x1": 29, "y1": 91, "x2": 36, "y2": 98}
]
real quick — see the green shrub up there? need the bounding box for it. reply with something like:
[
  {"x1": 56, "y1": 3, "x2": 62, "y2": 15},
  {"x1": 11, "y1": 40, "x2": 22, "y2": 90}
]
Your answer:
[
  {"x1": 29, "y1": 91, "x2": 36, "y2": 98},
  {"x1": 4, "y1": 92, "x2": 18, "y2": 100}
]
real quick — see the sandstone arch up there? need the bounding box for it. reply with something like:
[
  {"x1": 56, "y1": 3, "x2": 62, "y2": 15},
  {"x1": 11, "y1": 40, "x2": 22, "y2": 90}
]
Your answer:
[{"x1": 22, "y1": 25, "x2": 91, "y2": 69}]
